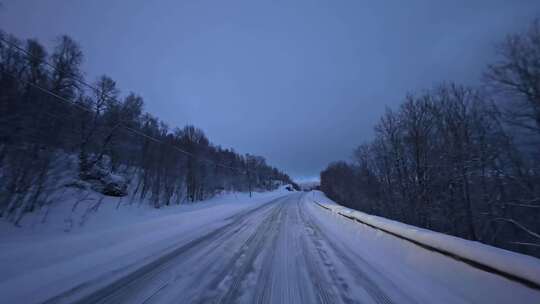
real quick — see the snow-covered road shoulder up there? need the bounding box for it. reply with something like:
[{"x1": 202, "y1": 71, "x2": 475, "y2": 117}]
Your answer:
[{"x1": 308, "y1": 190, "x2": 540, "y2": 291}]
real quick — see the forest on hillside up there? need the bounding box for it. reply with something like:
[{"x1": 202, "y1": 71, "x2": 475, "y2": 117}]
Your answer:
[
  {"x1": 0, "y1": 31, "x2": 294, "y2": 225},
  {"x1": 321, "y1": 20, "x2": 540, "y2": 257}
]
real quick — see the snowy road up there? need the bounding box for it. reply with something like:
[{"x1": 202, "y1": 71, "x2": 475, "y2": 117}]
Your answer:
[
  {"x1": 9, "y1": 192, "x2": 540, "y2": 303},
  {"x1": 42, "y1": 193, "x2": 405, "y2": 304}
]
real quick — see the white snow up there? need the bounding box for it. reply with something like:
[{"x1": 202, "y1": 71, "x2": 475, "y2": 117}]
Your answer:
[
  {"x1": 0, "y1": 188, "x2": 289, "y2": 304},
  {"x1": 1, "y1": 189, "x2": 539, "y2": 303},
  {"x1": 309, "y1": 190, "x2": 540, "y2": 289}
]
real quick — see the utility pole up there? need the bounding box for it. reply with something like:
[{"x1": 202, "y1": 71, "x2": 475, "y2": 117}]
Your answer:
[{"x1": 248, "y1": 170, "x2": 252, "y2": 198}]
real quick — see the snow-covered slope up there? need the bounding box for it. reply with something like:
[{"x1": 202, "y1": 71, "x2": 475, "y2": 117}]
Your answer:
[{"x1": 309, "y1": 190, "x2": 540, "y2": 289}]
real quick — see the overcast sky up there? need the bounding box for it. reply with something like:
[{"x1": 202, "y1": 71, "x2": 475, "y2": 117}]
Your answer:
[{"x1": 1, "y1": 1, "x2": 539, "y2": 181}]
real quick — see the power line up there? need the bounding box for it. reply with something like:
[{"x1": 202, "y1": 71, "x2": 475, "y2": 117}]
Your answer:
[
  {"x1": 4, "y1": 70, "x2": 249, "y2": 174},
  {"x1": 0, "y1": 38, "x2": 257, "y2": 175},
  {"x1": 1, "y1": 35, "x2": 109, "y2": 101}
]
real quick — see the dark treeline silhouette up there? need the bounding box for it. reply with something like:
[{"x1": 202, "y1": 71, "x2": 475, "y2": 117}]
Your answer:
[
  {"x1": 321, "y1": 20, "x2": 540, "y2": 257},
  {"x1": 0, "y1": 31, "x2": 294, "y2": 224}
]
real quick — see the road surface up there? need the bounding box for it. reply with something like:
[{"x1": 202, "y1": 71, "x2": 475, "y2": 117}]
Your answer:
[{"x1": 43, "y1": 192, "x2": 540, "y2": 304}]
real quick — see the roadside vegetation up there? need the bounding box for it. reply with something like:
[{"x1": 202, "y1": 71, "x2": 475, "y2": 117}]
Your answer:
[
  {"x1": 0, "y1": 31, "x2": 294, "y2": 225},
  {"x1": 321, "y1": 19, "x2": 540, "y2": 257}
]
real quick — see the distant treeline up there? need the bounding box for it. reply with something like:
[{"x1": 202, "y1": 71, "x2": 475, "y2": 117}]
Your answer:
[
  {"x1": 0, "y1": 31, "x2": 294, "y2": 224},
  {"x1": 321, "y1": 20, "x2": 540, "y2": 257}
]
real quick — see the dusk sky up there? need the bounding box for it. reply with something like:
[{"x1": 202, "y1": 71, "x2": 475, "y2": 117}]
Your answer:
[{"x1": 1, "y1": 0, "x2": 539, "y2": 181}]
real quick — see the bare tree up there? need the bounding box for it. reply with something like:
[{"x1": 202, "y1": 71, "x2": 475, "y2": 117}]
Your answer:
[
  {"x1": 485, "y1": 19, "x2": 540, "y2": 135},
  {"x1": 0, "y1": 31, "x2": 294, "y2": 224}
]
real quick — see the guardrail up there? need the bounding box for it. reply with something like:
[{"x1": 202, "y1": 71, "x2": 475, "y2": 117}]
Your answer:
[{"x1": 313, "y1": 201, "x2": 540, "y2": 291}]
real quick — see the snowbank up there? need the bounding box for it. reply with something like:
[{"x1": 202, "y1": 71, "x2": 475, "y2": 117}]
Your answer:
[{"x1": 309, "y1": 190, "x2": 540, "y2": 289}]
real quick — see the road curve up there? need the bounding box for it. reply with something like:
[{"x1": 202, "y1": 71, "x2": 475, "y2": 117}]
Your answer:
[{"x1": 45, "y1": 193, "x2": 413, "y2": 304}]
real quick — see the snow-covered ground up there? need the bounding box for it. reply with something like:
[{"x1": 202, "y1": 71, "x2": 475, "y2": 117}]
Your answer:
[
  {"x1": 1, "y1": 189, "x2": 539, "y2": 303},
  {"x1": 306, "y1": 191, "x2": 540, "y2": 303},
  {"x1": 310, "y1": 190, "x2": 540, "y2": 289},
  {"x1": 0, "y1": 188, "x2": 290, "y2": 303}
]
